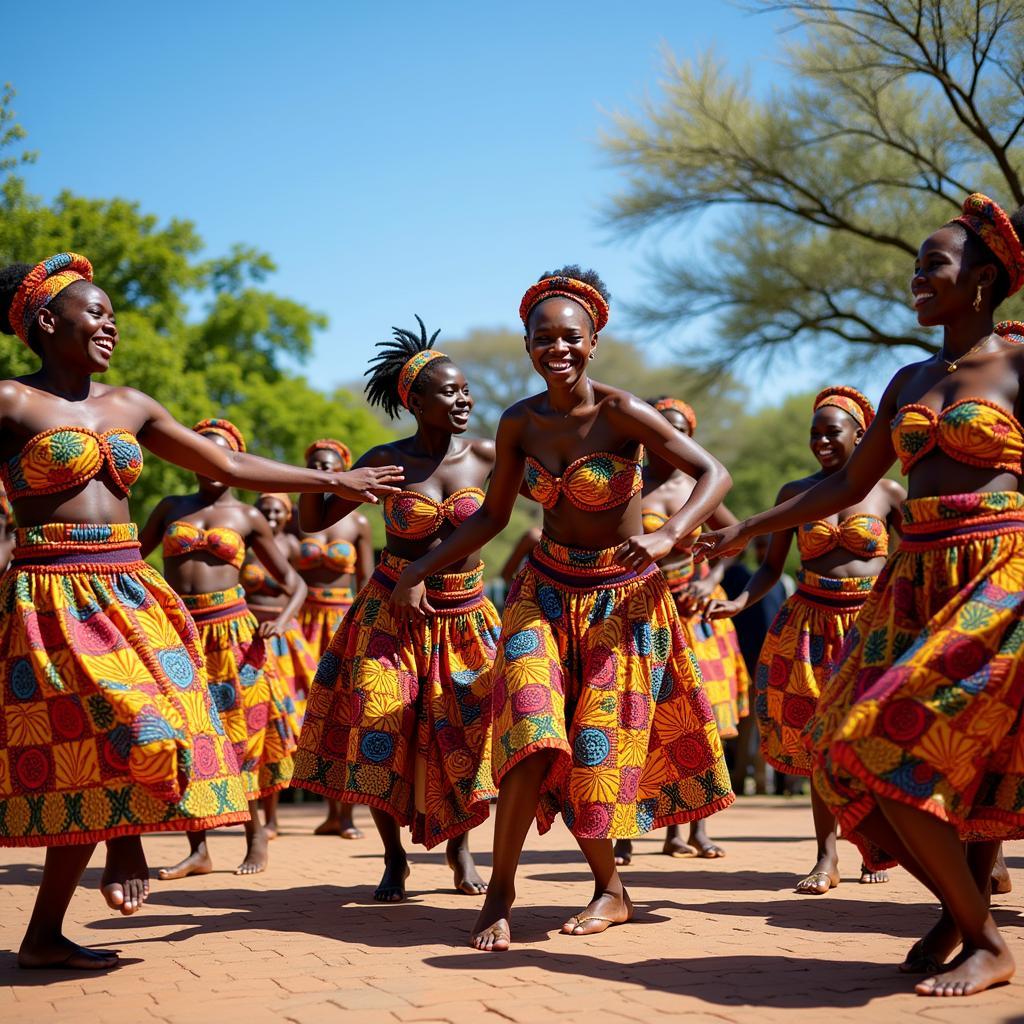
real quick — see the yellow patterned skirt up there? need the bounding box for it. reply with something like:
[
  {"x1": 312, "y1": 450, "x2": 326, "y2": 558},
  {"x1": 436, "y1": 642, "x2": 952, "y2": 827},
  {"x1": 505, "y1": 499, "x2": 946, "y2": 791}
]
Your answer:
[
  {"x1": 808, "y1": 493, "x2": 1024, "y2": 866},
  {"x1": 754, "y1": 569, "x2": 876, "y2": 777},
  {"x1": 183, "y1": 587, "x2": 298, "y2": 801},
  {"x1": 250, "y1": 605, "x2": 318, "y2": 725},
  {"x1": 0, "y1": 524, "x2": 248, "y2": 846},
  {"x1": 293, "y1": 552, "x2": 498, "y2": 848},
  {"x1": 300, "y1": 584, "x2": 353, "y2": 658},
  {"x1": 492, "y1": 535, "x2": 734, "y2": 840},
  {"x1": 663, "y1": 563, "x2": 751, "y2": 739}
]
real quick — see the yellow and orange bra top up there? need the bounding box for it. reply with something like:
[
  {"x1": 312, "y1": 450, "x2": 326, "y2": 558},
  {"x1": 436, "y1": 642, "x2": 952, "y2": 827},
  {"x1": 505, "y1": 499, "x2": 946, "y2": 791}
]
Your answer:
[
  {"x1": 162, "y1": 521, "x2": 246, "y2": 569},
  {"x1": 296, "y1": 537, "x2": 357, "y2": 574},
  {"x1": 241, "y1": 561, "x2": 282, "y2": 596},
  {"x1": 891, "y1": 398, "x2": 1023, "y2": 475},
  {"x1": 796, "y1": 514, "x2": 888, "y2": 561},
  {"x1": 1, "y1": 427, "x2": 144, "y2": 501},
  {"x1": 382, "y1": 487, "x2": 484, "y2": 539},
  {"x1": 524, "y1": 450, "x2": 644, "y2": 512},
  {"x1": 641, "y1": 508, "x2": 702, "y2": 551}
]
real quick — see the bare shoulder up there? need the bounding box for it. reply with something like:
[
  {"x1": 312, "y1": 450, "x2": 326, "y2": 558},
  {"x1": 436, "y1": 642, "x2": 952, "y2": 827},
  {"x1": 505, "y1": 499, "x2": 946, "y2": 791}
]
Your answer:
[
  {"x1": 877, "y1": 476, "x2": 907, "y2": 505},
  {"x1": 593, "y1": 380, "x2": 642, "y2": 411},
  {"x1": 0, "y1": 379, "x2": 27, "y2": 425},
  {"x1": 778, "y1": 474, "x2": 820, "y2": 502},
  {"x1": 467, "y1": 435, "x2": 496, "y2": 462}
]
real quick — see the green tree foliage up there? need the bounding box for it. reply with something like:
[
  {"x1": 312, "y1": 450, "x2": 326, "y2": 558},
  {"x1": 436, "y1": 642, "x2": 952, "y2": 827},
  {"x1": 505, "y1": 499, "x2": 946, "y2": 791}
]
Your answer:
[{"x1": 603, "y1": 0, "x2": 1024, "y2": 372}]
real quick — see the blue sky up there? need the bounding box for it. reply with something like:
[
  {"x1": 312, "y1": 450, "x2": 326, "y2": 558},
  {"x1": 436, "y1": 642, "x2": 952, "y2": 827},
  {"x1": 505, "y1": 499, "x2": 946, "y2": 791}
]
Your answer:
[{"x1": 4, "y1": 2, "x2": 904, "y2": 404}]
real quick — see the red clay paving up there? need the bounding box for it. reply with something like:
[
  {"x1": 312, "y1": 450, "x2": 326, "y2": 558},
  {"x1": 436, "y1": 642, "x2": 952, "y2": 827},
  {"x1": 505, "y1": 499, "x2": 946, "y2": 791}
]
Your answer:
[{"x1": 0, "y1": 797, "x2": 1021, "y2": 1024}]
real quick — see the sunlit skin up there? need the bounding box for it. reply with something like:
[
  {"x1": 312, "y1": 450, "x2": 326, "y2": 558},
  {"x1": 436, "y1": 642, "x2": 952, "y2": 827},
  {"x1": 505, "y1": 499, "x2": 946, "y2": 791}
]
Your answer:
[
  {"x1": 499, "y1": 525, "x2": 541, "y2": 588},
  {"x1": 704, "y1": 404, "x2": 904, "y2": 893},
  {"x1": 0, "y1": 277, "x2": 402, "y2": 971},
  {"x1": 301, "y1": 361, "x2": 495, "y2": 902},
  {"x1": 389, "y1": 296, "x2": 732, "y2": 951},
  {"x1": 300, "y1": 446, "x2": 372, "y2": 840},
  {"x1": 139, "y1": 432, "x2": 311, "y2": 877},
  {"x1": 0, "y1": 485, "x2": 13, "y2": 574},
  {"x1": 696, "y1": 225, "x2": 1024, "y2": 996}
]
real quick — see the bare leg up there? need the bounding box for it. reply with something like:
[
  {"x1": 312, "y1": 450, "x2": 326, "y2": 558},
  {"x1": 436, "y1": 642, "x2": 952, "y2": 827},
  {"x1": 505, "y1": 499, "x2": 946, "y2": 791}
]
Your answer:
[
  {"x1": 796, "y1": 785, "x2": 840, "y2": 894},
  {"x1": 471, "y1": 751, "x2": 553, "y2": 952},
  {"x1": 236, "y1": 799, "x2": 269, "y2": 875},
  {"x1": 261, "y1": 792, "x2": 279, "y2": 840},
  {"x1": 315, "y1": 798, "x2": 363, "y2": 838},
  {"x1": 688, "y1": 817, "x2": 725, "y2": 858},
  {"x1": 562, "y1": 837, "x2": 633, "y2": 936},
  {"x1": 613, "y1": 838, "x2": 632, "y2": 865},
  {"x1": 662, "y1": 824, "x2": 695, "y2": 857},
  {"x1": 991, "y1": 843, "x2": 1012, "y2": 895},
  {"x1": 100, "y1": 835, "x2": 150, "y2": 915},
  {"x1": 19, "y1": 844, "x2": 118, "y2": 970},
  {"x1": 370, "y1": 807, "x2": 409, "y2": 902},
  {"x1": 446, "y1": 831, "x2": 487, "y2": 895},
  {"x1": 157, "y1": 829, "x2": 213, "y2": 880}
]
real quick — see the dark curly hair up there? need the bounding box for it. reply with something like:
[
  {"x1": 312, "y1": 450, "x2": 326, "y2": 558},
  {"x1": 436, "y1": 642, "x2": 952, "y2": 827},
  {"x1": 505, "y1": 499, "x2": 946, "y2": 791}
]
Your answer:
[
  {"x1": 537, "y1": 264, "x2": 611, "y2": 305},
  {"x1": 0, "y1": 261, "x2": 76, "y2": 353},
  {"x1": 946, "y1": 204, "x2": 1024, "y2": 309},
  {"x1": 363, "y1": 315, "x2": 452, "y2": 420}
]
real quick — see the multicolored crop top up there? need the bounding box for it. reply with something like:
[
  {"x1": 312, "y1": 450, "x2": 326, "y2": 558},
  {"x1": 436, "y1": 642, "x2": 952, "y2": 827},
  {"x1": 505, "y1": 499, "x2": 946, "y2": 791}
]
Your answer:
[
  {"x1": 162, "y1": 521, "x2": 246, "y2": 569},
  {"x1": 1, "y1": 427, "x2": 144, "y2": 501},
  {"x1": 241, "y1": 561, "x2": 283, "y2": 597},
  {"x1": 891, "y1": 398, "x2": 1023, "y2": 475},
  {"x1": 796, "y1": 514, "x2": 888, "y2": 561},
  {"x1": 382, "y1": 487, "x2": 484, "y2": 539},
  {"x1": 296, "y1": 537, "x2": 357, "y2": 574},
  {"x1": 641, "y1": 509, "x2": 702, "y2": 551},
  {"x1": 524, "y1": 450, "x2": 644, "y2": 511}
]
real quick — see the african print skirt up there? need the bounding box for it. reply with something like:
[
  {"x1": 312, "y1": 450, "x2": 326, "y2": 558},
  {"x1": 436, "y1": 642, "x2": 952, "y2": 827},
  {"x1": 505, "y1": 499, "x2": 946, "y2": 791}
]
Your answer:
[
  {"x1": 492, "y1": 535, "x2": 734, "y2": 840},
  {"x1": 754, "y1": 569, "x2": 875, "y2": 776},
  {"x1": 293, "y1": 551, "x2": 498, "y2": 848},
  {"x1": 184, "y1": 586, "x2": 298, "y2": 801},
  {"x1": 0, "y1": 524, "x2": 248, "y2": 847},
  {"x1": 664, "y1": 563, "x2": 751, "y2": 739},
  {"x1": 250, "y1": 605, "x2": 318, "y2": 724},
  {"x1": 808, "y1": 492, "x2": 1024, "y2": 864},
  {"x1": 299, "y1": 584, "x2": 353, "y2": 658}
]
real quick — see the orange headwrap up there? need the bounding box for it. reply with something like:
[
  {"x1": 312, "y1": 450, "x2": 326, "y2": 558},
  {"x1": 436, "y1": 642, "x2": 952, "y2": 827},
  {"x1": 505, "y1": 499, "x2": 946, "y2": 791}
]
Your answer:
[
  {"x1": 653, "y1": 397, "x2": 697, "y2": 435},
  {"x1": 8, "y1": 253, "x2": 94, "y2": 346},
  {"x1": 258, "y1": 492, "x2": 293, "y2": 515},
  {"x1": 304, "y1": 438, "x2": 353, "y2": 470},
  {"x1": 519, "y1": 275, "x2": 610, "y2": 332},
  {"x1": 813, "y1": 386, "x2": 875, "y2": 430},
  {"x1": 193, "y1": 417, "x2": 247, "y2": 453},
  {"x1": 396, "y1": 350, "x2": 448, "y2": 409},
  {"x1": 954, "y1": 193, "x2": 1024, "y2": 298}
]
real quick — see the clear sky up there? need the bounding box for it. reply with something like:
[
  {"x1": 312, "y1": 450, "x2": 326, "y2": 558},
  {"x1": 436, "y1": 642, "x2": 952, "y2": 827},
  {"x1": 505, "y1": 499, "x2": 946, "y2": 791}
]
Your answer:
[{"x1": 3, "y1": 1, "x2": 904, "y2": 403}]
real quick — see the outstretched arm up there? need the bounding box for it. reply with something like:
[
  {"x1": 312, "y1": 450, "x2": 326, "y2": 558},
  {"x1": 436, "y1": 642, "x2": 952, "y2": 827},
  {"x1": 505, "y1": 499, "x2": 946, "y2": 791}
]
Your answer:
[{"x1": 299, "y1": 448, "x2": 395, "y2": 531}]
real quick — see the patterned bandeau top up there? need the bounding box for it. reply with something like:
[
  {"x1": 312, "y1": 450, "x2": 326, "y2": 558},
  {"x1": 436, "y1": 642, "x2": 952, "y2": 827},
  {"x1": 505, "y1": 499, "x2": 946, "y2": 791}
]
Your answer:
[
  {"x1": 796, "y1": 513, "x2": 888, "y2": 561},
  {"x1": 162, "y1": 521, "x2": 246, "y2": 569},
  {"x1": 891, "y1": 398, "x2": 1023, "y2": 475},
  {"x1": 241, "y1": 561, "x2": 282, "y2": 596},
  {"x1": 524, "y1": 450, "x2": 644, "y2": 511},
  {"x1": 641, "y1": 509, "x2": 702, "y2": 551},
  {"x1": 1, "y1": 427, "x2": 144, "y2": 501},
  {"x1": 296, "y1": 537, "x2": 356, "y2": 574},
  {"x1": 382, "y1": 487, "x2": 484, "y2": 539}
]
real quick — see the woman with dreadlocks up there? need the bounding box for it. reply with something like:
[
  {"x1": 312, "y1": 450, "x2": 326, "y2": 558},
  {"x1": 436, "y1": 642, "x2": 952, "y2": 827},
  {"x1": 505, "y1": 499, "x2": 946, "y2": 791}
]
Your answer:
[
  {"x1": 293, "y1": 317, "x2": 499, "y2": 902},
  {"x1": 392, "y1": 266, "x2": 734, "y2": 952}
]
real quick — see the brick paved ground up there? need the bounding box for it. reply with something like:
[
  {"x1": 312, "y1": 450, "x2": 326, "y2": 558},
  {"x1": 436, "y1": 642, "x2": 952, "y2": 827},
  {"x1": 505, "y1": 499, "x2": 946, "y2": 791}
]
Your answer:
[{"x1": 1, "y1": 797, "x2": 1021, "y2": 1024}]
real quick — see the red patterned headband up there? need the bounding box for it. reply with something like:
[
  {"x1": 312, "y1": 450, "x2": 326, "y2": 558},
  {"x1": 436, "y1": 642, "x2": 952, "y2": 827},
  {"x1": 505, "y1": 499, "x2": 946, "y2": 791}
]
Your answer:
[
  {"x1": 653, "y1": 397, "x2": 697, "y2": 435},
  {"x1": 519, "y1": 276, "x2": 610, "y2": 333},
  {"x1": 954, "y1": 193, "x2": 1024, "y2": 298},
  {"x1": 8, "y1": 252, "x2": 94, "y2": 346},
  {"x1": 397, "y1": 350, "x2": 448, "y2": 409},
  {"x1": 813, "y1": 386, "x2": 875, "y2": 430},
  {"x1": 193, "y1": 417, "x2": 247, "y2": 453},
  {"x1": 258, "y1": 492, "x2": 293, "y2": 515},
  {"x1": 305, "y1": 438, "x2": 353, "y2": 470}
]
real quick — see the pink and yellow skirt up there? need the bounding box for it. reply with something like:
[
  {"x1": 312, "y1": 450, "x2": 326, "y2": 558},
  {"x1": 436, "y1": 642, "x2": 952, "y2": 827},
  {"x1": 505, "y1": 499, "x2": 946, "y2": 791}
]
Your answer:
[
  {"x1": 492, "y1": 536, "x2": 734, "y2": 840},
  {"x1": 808, "y1": 493, "x2": 1024, "y2": 866},
  {"x1": 250, "y1": 605, "x2": 318, "y2": 724},
  {"x1": 183, "y1": 586, "x2": 298, "y2": 801},
  {"x1": 299, "y1": 584, "x2": 354, "y2": 658},
  {"x1": 0, "y1": 524, "x2": 248, "y2": 846},
  {"x1": 293, "y1": 551, "x2": 498, "y2": 848}
]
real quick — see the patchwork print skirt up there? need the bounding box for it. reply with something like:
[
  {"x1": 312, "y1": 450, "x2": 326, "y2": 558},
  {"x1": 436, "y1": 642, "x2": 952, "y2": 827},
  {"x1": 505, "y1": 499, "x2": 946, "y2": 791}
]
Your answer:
[
  {"x1": 300, "y1": 585, "x2": 354, "y2": 659},
  {"x1": 250, "y1": 605, "x2": 318, "y2": 725}
]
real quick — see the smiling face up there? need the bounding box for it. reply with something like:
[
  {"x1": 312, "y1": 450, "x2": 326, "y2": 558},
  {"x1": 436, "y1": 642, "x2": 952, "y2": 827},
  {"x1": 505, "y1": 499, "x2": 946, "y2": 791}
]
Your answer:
[
  {"x1": 256, "y1": 496, "x2": 289, "y2": 534},
  {"x1": 34, "y1": 281, "x2": 118, "y2": 372},
  {"x1": 911, "y1": 225, "x2": 997, "y2": 326},
  {"x1": 525, "y1": 297, "x2": 596, "y2": 386},
  {"x1": 809, "y1": 406, "x2": 861, "y2": 470},
  {"x1": 409, "y1": 361, "x2": 473, "y2": 433}
]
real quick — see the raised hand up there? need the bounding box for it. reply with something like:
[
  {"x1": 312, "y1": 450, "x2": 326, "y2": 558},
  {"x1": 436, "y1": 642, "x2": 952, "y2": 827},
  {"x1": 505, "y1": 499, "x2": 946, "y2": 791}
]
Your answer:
[
  {"x1": 694, "y1": 523, "x2": 746, "y2": 562},
  {"x1": 331, "y1": 466, "x2": 404, "y2": 503}
]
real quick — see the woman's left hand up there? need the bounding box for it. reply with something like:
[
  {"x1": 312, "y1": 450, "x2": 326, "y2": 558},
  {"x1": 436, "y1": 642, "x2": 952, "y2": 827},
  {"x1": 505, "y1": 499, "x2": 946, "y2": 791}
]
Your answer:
[
  {"x1": 614, "y1": 530, "x2": 674, "y2": 574},
  {"x1": 391, "y1": 570, "x2": 435, "y2": 630},
  {"x1": 257, "y1": 617, "x2": 289, "y2": 639},
  {"x1": 678, "y1": 574, "x2": 716, "y2": 617}
]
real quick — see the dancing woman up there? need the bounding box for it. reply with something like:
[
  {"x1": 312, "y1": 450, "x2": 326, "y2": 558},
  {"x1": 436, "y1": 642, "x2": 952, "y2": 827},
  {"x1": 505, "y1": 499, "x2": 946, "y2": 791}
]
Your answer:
[
  {"x1": 0, "y1": 254, "x2": 400, "y2": 970},
  {"x1": 392, "y1": 266, "x2": 735, "y2": 951},
  {"x1": 293, "y1": 317, "x2": 499, "y2": 901},
  {"x1": 698, "y1": 194, "x2": 1024, "y2": 996},
  {"x1": 706, "y1": 388, "x2": 904, "y2": 893}
]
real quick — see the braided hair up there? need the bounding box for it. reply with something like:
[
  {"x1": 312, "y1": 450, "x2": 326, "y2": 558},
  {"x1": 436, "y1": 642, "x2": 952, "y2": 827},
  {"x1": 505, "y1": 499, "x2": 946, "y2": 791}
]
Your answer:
[{"x1": 363, "y1": 315, "x2": 451, "y2": 420}]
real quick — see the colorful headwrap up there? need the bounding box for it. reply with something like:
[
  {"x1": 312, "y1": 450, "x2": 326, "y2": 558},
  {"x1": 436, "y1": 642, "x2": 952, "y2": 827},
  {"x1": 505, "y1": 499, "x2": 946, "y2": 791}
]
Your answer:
[
  {"x1": 193, "y1": 417, "x2": 247, "y2": 453},
  {"x1": 954, "y1": 193, "x2": 1024, "y2": 298},
  {"x1": 813, "y1": 386, "x2": 875, "y2": 431},
  {"x1": 397, "y1": 349, "x2": 448, "y2": 409},
  {"x1": 519, "y1": 276, "x2": 610, "y2": 333},
  {"x1": 653, "y1": 397, "x2": 697, "y2": 435},
  {"x1": 8, "y1": 253, "x2": 94, "y2": 346},
  {"x1": 258, "y1": 492, "x2": 293, "y2": 515},
  {"x1": 304, "y1": 438, "x2": 353, "y2": 470}
]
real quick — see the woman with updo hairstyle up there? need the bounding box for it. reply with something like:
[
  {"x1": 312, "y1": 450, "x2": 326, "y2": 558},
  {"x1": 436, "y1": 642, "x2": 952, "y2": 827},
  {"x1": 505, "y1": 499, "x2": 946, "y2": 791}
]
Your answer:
[
  {"x1": 392, "y1": 266, "x2": 735, "y2": 952},
  {"x1": 0, "y1": 255, "x2": 401, "y2": 970},
  {"x1": 705, "y1": 387, "x2": 904, "y2": 895},
  {"x1": 293, "y1": 316, "x2": 499, "y2": 903},
  {"x1": 699, "y1": 194, "x2": 1024, "y2": 996}
]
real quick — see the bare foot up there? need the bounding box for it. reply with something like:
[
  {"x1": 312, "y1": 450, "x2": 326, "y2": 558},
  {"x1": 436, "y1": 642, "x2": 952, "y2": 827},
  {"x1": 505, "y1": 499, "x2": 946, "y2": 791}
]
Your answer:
[
  {"x1": 471, "y1": 892, "x2": 513, "y2": 951},
  {"x1": 901, "y1": 909, "x2": 960, "y2": 974},
  {"x1": 100, "y1": 836, "x2": 150, "y2": 915},
  {"x1": 340, "y1": 821, "x2": 364, "y2": 840},
  {"x1": 264, "y1": 822, "x2": 279, "y2": 841},
  {"x1": 859, "y1": 862, "x2": 889, "y2": 884},
  {"x1": 313, "y1": 818, "x2": 342, "y2": 836},
  {"x1": 613, "y1": 839, "x2": 632, "y2": 866},
  {"x1": 447, "y1": 840, "x2": 487, "y2": 895},
  {"x1": 158, "y1": 843, "x2": 212, "y2": 881},
  {"x1": 991, "y1": 847, "x2": 1012, "y2": 895},
  {"x1": 236, "y1": 828, "x2": 269, "y2": 875},
  {"x1": 795, "y1": 858, "x2": 840, "y2": 895},
  {"x1": 662, "y1": 832, "x2": 695, "y2": 858},
  {"x1": 374, "y1": 854, "x2": 410, "y2": 902},
  {"x1": 916, "y1": 944, "x2": 1015, "y2": 996},
  {"x1": 688, "y1": 822, "x2": 725, "y2": 859},
  {"x1": 18, "y1": 934, "x2": 119, "y2": 971},
  {"x1": 562, "y1": 889, "x2": 634, "y2": 936}
]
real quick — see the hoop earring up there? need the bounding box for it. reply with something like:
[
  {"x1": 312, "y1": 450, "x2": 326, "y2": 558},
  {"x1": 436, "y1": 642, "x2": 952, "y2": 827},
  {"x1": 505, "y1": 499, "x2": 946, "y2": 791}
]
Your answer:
[{"x1": 974, "y1": 285, "x2": 983, "y2": 312}]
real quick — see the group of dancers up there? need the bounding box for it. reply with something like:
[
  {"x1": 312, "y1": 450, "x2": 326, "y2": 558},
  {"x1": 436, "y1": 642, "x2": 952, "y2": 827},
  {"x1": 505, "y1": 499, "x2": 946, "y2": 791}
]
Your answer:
[{"x1": 0, "y1": 188, "x2": 1023, "y2": 999}]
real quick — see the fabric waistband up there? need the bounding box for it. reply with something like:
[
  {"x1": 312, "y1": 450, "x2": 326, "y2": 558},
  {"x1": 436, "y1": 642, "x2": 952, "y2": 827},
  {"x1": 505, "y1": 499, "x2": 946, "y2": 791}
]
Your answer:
[
  {"x1": 529, "y1": 533, "x2": 653, "y2": 589},
  {"x1": 373, "y1": 550, "x2": 484, "y2": 610},
  {"x1": 795, "y1": 569, "x2": 877, "y2": 609},
  {"x1": 305, "y1": 584, "x2": 354, "y2": 606},
  {"x1": 182, "y1": 584, "x2": 248, "y2": 623},
  {"x1": 900, "y1": 491, "x2": 1024, "y2": 547},
  {"x1": 11, "y1": 522, "x2": 144, "y2": 568}
]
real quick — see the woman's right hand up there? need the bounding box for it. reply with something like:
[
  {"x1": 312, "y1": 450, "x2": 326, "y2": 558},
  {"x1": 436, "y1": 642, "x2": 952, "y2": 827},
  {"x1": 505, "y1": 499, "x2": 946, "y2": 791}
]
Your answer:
[
  {"x1": 704, "y1": 593, "x2": 748, "y2": 620},
  {"x1": 694, "y1": 522, "x2": 748, "y2": 562},
  {"x1": 330, "y1": 466, "x2": 404, "y2": 503}
]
